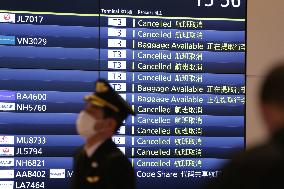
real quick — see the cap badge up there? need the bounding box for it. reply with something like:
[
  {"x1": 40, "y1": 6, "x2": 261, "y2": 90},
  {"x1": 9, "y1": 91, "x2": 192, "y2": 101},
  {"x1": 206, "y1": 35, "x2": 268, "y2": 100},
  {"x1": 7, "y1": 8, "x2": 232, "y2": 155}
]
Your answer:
[{"x1": 96, "y1": 82, "x2": 108, "y2": 93}]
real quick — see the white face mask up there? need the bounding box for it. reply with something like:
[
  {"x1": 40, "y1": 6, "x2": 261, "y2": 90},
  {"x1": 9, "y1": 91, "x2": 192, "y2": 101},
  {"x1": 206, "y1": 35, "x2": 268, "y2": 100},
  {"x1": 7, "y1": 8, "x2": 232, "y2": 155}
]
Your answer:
[{"x1": 76, "y1": 111, "x2": 97, "y2": 139}]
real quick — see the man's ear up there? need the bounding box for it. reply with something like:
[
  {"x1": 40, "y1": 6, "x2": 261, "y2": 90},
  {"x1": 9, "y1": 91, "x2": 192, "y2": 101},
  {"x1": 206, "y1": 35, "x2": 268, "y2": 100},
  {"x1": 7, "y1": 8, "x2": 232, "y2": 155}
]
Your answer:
[
  {"x1": 261, "y1": 102, "x2": 284, "y2": 133},
  {"x1": 106, "y1": 118, "x2": 117, "y2": 132}
]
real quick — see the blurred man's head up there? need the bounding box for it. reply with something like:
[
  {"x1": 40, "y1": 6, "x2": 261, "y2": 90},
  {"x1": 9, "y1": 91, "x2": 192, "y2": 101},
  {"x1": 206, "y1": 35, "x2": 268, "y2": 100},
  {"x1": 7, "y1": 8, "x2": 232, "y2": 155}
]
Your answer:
[{"x1": 261, "y1": 64, "x2": 284, "y2": 134}]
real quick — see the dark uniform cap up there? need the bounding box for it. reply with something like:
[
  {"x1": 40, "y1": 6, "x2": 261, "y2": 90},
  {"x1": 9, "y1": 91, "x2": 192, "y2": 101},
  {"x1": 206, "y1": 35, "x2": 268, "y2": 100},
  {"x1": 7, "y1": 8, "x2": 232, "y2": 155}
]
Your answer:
[{"x1": 84, "y1": 79, "x2": 135, "y2": 120}]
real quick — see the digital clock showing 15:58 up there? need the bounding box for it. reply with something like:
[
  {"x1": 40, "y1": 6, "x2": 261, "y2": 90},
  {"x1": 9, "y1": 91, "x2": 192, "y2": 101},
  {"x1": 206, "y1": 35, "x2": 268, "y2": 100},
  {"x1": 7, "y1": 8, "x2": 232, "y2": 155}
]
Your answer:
[{"x1": 198, "y1": 0, "x2": 241, "y2": 7}]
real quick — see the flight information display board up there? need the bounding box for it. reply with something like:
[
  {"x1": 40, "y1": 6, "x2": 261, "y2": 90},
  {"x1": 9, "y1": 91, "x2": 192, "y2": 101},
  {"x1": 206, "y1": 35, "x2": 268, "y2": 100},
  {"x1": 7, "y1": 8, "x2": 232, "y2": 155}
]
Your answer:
[{"x1": 0, "y1": 0, "x2": 246, "y2": 189}]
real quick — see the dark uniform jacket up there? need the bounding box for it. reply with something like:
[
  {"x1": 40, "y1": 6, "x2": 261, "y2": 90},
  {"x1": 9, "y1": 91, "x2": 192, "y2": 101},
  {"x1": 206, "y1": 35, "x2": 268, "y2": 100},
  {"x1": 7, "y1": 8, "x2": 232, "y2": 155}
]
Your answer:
[
  {"x1": 71, "y1": 139, "x2": 135, "y2": 189},
  {"x1": 204, "y1": 128, "x2": 284, "y2": 189}
]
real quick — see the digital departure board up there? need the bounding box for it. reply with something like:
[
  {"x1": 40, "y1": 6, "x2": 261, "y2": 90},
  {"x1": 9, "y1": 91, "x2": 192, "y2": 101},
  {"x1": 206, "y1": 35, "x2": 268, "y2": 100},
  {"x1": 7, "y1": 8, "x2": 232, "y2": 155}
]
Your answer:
[{"x1": 0, "y1": 0, "x2": 246, "y2": 189}]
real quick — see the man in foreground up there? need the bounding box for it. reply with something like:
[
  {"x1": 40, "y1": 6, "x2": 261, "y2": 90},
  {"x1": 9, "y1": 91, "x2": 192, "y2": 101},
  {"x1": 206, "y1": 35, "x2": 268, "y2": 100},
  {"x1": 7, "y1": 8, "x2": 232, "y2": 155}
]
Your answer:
[{"x1": 204, "y1": 63, "x2": 284, "y2": 189}]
